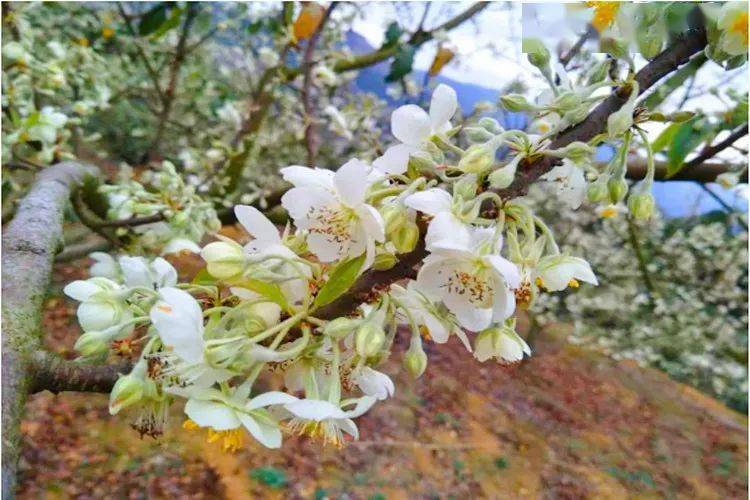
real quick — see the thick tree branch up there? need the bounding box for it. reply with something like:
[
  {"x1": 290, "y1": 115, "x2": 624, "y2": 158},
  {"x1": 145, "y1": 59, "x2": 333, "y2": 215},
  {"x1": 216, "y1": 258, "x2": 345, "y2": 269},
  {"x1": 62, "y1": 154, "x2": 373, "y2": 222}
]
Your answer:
[
  {"x1": 29, "y1": 351, "x2": 129, "y2": 395},
  {"x1": 2, "y1": 161, "x2": 98, "y2": 498}
]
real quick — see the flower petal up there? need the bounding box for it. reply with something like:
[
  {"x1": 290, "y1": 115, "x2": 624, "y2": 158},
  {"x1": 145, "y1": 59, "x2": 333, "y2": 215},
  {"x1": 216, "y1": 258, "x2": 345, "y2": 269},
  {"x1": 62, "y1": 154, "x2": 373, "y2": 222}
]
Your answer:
[
  {"x1": 334, "y1": 159, "x2": 370, "y2": 206},
  {"x1": 429, "y1": 84, "x2": 458, "y2": 131},
  {"x1": 118, "y1": 256, "x2": 152, "y2": 288},
  {"x1": 246, "y1": 391, "x2": 299, "y2": 410},
  {"x1": 185, "y1": 399, "x2": 240, "y2": 430},
  {"x1": 283, "y1": 399, "x2": 348, "y2": 420},
  {"x1": 238, "y1": 413, "x2": 282, "y2": 448},
  {"x1": 280, "y1": 166, "x2": 335, "y2": 190},
  {"x1": 235, "y1": 205, "x2": 280, "y2": 243},
  {"x1": 391, "y1": 104, "x2": 431, "y2": 146},
  {"x1": 403, "y1": 188, "x2": 453, "y2": 216},
  {"x1": 372, "y1": 144, "x2": 416, "y2": 175}
]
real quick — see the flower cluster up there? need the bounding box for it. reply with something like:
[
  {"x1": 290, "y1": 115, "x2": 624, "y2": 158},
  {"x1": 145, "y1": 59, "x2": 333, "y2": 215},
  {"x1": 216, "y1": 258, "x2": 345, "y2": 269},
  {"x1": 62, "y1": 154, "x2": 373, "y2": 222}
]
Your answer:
[
  {"x1": 100, "y1": 161, "x2": 221, "y2": 255},
  {"x1": 62, "y1": 83, "x2": 609, "y2": 451}
]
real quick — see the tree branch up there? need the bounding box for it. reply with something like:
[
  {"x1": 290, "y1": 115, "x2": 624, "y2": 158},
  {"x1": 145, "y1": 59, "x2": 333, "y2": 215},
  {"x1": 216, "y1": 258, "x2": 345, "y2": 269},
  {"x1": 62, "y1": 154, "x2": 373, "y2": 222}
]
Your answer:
[
  {"x1": 680, "y1": 123, "x2": 748, "y2": 173},
  {"x1": 626, "y1": 157, "x2": 748, "y2": 183},
  {"x1": 495, "y1": 23, "x2": 708, "y2": 200},
  {"x1": 2, "y1": 161, "x2": 98, "y2": 497},
  {"x1": 29, "y1": 351, "x2": 129, "y2": 395}
]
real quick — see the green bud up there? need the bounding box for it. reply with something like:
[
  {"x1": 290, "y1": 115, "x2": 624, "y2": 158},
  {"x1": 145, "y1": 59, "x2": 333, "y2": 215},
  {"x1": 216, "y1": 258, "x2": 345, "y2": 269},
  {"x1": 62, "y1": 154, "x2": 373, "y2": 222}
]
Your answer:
[
  {"x1": 372, "y1": 251, "x2": 399, "y2": 271},
  {"x1": 463, "y1": 126, "x2": 495, "y2": 143},
  {"x1": 453, "y1": 174, "x2": 479, "y2": 200},
  {"x1": 323, "y1": 317, "x2": 358, "y2": 339},
  {"x1": 637, "y1": 27, "x2": 663, "y2": 59},
  {"x1": 551, "y1": 92, "x2": 582, "y2": 113},
  {"x1": 607, "y1": 177, "x2": 629, "y2": 203},
  {"x1": 600, "y1": 36, "x2": 630, "y2": 60},
  {"x1": 392, "y1": 222, "x2": 420, "y2": 254},
  {"x1": 500, "y1": 94, "x2": 536, "y2": 112},
  {"x1": 200, "y1": 240, "x2": 246, "y2": 279},
  {"x1": 628, "y1": 191, "x2": 655, "y2": 220},
  {"x1": 587, "y1": 178, "x2": 609, "y2": 203},
  {"x1": 408, "y1": 151, "x2": 438, "y2": 173},
  {"x1": 355, "y1": 322, "x2": 386, "y2": 358},
  {"x1": 404, "y1": 336, "x2": 428, "y2": 378},
  {"x1": 458, "y1": 142, "x2": 496, "y2": 174},
  {"x1": 560, "y1": 141, "x2": 595, "y2": 163},
  {"x1": 381, "y1": 204, "x2": 408, "y2": 235},
  {"x1": 607, "y1": 101, "x2": 635, "y2": 138},
  {"x1": 488, "y1": 159, "x2": 518, "y2": 190},
  {"x1": 74, "y1": 330, "x2": 112, "y2": 357},
  {"x1": 522, "y1": 38, "x2": 550, "y2": 69},
  {"x1": 478, "y1": 117, "x2": 504, "y2": 134},
  {"x1": 670, "y1": 111, "x2": 695, "y2": 123},
  {"x1": 109, "y1": 371, "x2": 145, "y2": 415},
  {"x1": 586, "y1": 59, "x2": 611, "y2": 85}
]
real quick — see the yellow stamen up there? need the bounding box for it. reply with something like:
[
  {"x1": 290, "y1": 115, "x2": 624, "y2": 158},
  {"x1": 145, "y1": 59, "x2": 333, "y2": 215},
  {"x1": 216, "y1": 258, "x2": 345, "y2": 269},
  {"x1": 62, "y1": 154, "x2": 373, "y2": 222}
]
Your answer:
[
  {"x1": 419, "y1": 325, "x2": 432, "y2": 341},
  {"x1": 585, "y1": 1, "x2": 620, "y2": 32},
  {"x1": 157, "y1": 304, "x2": 173, "y2": 313},
  {"x1": 600, "y1": 206, "x2": 618, "y2": 219},
  {"x1": 102, "y1": 27, "x2": 115, "y2": 39},
  {"x1": 730, "y1": 12, "x2": 748, "y2": 47},
  {"x1": 535, "y1": 276, "x2": 546, "y2": 290},
  {"x1": 182, "y1": 419, "x2": 199, "y2": 430},
  {"x1": 568, "y1": 278, "x2": 580, "y2": 288},
  {"x1": 78, "y1": 37, "x2": 90, "y2": 47},
  {"x1": 207, "y1": 428, "x2": 243, "y2": 453}
]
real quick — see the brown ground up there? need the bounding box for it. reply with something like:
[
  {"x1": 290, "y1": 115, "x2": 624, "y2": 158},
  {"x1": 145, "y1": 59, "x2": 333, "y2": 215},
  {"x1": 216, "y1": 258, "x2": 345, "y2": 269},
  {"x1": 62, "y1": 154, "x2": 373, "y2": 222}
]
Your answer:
[{"x1": 17, "y1": 249, "x2": 748, "y2": 499}]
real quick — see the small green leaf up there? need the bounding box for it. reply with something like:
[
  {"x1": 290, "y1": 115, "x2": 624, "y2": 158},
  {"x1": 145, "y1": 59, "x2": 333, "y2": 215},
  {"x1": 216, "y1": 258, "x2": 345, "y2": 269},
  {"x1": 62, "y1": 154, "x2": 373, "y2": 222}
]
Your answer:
[
  {"x1": 313, "y1": 254, "x2": 366, "y2": 308},
  {"x1": 191, "y1": 268, "x2": 216, "y2": 286},
  {"x1": 150, "y1": 7, "x2": 183, "y2": 40},
  {"x1": 385, "y1": 45, "x2": 416, "y2": 83},
  {"x1": 651, "y1": 122, "x2": 681, "y2": 152},
  {"x1": 666, "y1": 118, "x2": 708, "y2": 177},
  {"x1": 138, "y1": 4, "x2": 168, "y2": 36},
  {"x1": 239, "y1": 278, "x2": 290, "y2": 312},
  {"x1": 382, "y1": 22, "x2": 402, "y2": 48}
]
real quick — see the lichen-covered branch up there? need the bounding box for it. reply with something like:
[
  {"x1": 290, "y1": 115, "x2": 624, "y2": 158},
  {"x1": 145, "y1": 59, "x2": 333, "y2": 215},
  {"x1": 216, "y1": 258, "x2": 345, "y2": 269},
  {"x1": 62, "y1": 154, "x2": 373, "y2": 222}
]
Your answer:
[
  {"x1": 1, "y1": 161, "x2": 97, "y2": 497},
  {"x1": 29, "y1": 351, "x2": 129, "y2": 395}
]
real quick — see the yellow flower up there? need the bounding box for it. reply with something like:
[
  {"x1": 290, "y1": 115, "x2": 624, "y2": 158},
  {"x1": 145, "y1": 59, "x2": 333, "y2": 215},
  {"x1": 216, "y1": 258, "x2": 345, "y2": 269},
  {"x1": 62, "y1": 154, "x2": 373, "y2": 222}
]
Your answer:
[{"x1": 586, "y1": 1, "x2": 621, "y2": 33}]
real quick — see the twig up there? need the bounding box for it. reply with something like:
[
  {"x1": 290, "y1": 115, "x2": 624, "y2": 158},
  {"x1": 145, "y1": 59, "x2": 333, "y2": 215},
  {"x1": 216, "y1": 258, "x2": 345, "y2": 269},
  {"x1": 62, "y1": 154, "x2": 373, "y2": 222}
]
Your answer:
[
  {"x1": 681, "y1": 123, "x2": 748, "y2": 173},
  {"x1": 625, "y1": 215, "x2": 657, "y2": 307},
  {"x1": 301, "y1": 2, "x2": 338, "y2": 167},
  {"x1": 560, "y1": 24, "x2": 595, "y2": 69},
  {"x1": 116, "y1": 2, "x2": 165, "y2": 103},
  {"x1": 94, "y1": 213, "x2": 165, "y2": 228},
  {"x1": 697, "y1": 183, "x2": 748, "y2": 229},
  {"x1": 55, "y1": 238, "x2": 112, "y2": 263}
]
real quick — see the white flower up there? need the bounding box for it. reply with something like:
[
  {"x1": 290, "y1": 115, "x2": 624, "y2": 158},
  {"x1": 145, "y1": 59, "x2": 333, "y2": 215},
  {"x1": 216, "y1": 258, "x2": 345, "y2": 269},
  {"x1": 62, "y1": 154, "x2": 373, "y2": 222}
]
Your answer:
[
  {"x1": 474, "y1": 326, "x2": 531, "y2": 363},
  {"x1": 119, "y1": 256, "x2": 178, "y2": 290},
  {"x1": 217, "y1": 102, "x2": 243, "y2": 131},
  {"x1": 716, "y1": 172, "x2": 740, "y2": 189},
  {"x1": 258, "y1": 46, "x2": 280, "y2": 67},
  {"x1": 416, "y1": 227, "x2": 520, "y2": 331},
  {"x1": 351, "y1": 367, "x2": 395, "y2": 400},
  {"x1": 184, "y1": 388, "x2": 297, "y2": 449},
  {"x1": 373, "y1": 84, "x2": 458, "y2": 175},
  {"x1": 390, "y1": 281, "x2": 472, "y2": 351},
  {"x1": 540, "y1": 159, "x2": 587, "y2": 209},
  {"x1": 27, "y1": 106, "x2": 67, "y2": 144},
  {"x1": 717, "y1": 2, "x2": 749, "y2": 56},
  {"x1": 63, "y1": 277, "x2": 132, "y2": 333},
  {"x1": 281, "y1": 160, "x2": 385, "y2": 268},
  {"x1": 534, "y1": 255, "x2": 598, "y2": 292},
  {"x1": 150, "y1": 287, "x2": 232, "y2": 387},
  {"x1": 89, "y1": 252, "x2": 119, "y2": 280},
  {"x1": 282, "y1": 396, "x2": 377, "y2": 448},
  {"x1": 162, "y1": 237, "x2": 202, "y2": 255},
  {"x1": 403, "y1": 187, "x2": 471, "y2": 250},
  {"x1": 323, "y1": 105, "x2": 353, "y2": 140}
]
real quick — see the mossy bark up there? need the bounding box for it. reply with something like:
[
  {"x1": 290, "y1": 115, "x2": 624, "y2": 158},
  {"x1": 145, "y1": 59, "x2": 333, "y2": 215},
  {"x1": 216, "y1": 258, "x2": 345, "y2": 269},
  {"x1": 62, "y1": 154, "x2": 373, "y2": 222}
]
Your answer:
[{"x1": 1, "y1": 162, "x2": 97, "y2": 498}]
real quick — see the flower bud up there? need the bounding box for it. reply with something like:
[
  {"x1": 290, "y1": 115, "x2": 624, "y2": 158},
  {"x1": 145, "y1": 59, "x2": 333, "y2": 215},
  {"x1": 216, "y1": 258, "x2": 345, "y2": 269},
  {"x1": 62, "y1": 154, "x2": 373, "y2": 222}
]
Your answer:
[
  {"x1": 372, "y1": 251, "x2": 399, "y2": 271},
  {"x1": 355, "y1": 322, "x2": 386, "y2": 358},
  {"x1": 607, "y1": 103, "x2": 635, "y2": 138},
  {"x1": 404, "y1": 337, "x2": 428, "y2": 378},
  {"x1": 200, "y1": 240, "x2": 245, "y2": 279},
  {"x1": 323, "y1": 317, "x2": 358, "y2": 339},
  {"x1": 560, "y1": 141, "x2": 594, "y2": 164},
  {"x1": 381, "y1": 204, "x2": 408, "y2": 235},
  {"x1": 522, "y1": 38, "x2": 550, "y2": 69},
  {"x1": 478, "y1": 117, "x2": 504, "y2": 135},
  {"x1": 453, "y1": 174, "x2": 478, "y2": 200},
  {"x1": 636, "y1": 24, "x2": 663, "y2": 59},
  {"x1": 488, "y1": 160, "x2": 518, "y2": 190},
  {"x1": 458, "y1": 142, "x2": 496, "y2": 174},
  {"x1": 551, "y1": 92, "x2": 582, "y2": 113},
  {"x1": 463, "y1": 126, "x2": 495, "y2": 143},
  {"x1": 74, "y1": 329, "x2": 113, "y2": 357},
  {"x1": 392, "y1": 222, "x2": 420, "y2": 254},
  {"x1": 500, "y1": 94, "x2": 536, "y2": 112},
  {"x1": 628, "y1": 191, "x2": 655, "y2": 220},
  {"x1": 109, "y1": 371, "x2": 145, "y2": 415},
  {"x1": 607, "y1": 177, "x2": 629, "y2": 203},
  {"x1": 248, "y1": 302, "x2": 282, "y2": 330},
  {"x1": 408, "y1": 151, "x2": 438, "y2": 174},
  {"x1": 586, "y1": 59, "x2": 610, "y2": 85},
  {"x1": 587, "y1": 178, "x2": 609, "y2": 203},
  {"x1": 600, "y1": 36, "x2": 630, "y2": 60}
]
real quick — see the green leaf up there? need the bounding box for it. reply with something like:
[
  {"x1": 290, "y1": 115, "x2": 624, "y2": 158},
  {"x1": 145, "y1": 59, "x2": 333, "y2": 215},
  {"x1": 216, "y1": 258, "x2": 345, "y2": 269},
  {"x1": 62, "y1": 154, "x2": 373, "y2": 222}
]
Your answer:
[
  {"x1": 666, "y1": 118, "x2": 709, "y2": 177},
  {"x1": 191, "y1": 268, "x2": 216, "y2": 286},
  {"x1": 651, "y1": 122, "x2": 681, "y2": 152},
  {"x1": 385, "y1": 45, "x2": 416, "y2": 83},
  {"x1": 239, "y1": 278, "x2": 290, "y2": 312},
  {"x1": 139, "y1": 4, "x2": 168, "y2": 36},
  {"x1": 313, "y1": 254, "x2": 366, "y2": 308},
  {"x1": 382, "y1": 22, "x2": 402, "y2": 48},
  {"x1": 249, "y1": 466, "x2": 288, "y2": 489},
  {"x1": 150, "y1": 7, "x2": 183, "y2": 40}
]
